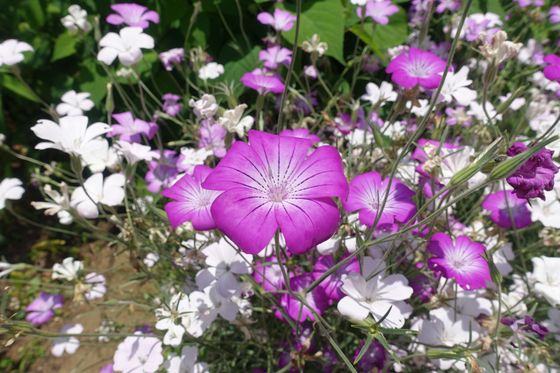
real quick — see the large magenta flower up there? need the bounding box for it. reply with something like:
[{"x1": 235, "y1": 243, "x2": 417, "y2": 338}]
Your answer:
[
  {"x1": 506, "y1": 142, "x2": 559, "y2": 200},
  {"x1": 481, "y1": 190, "x2": 532, "y2": 229},
  {"x1": 386, "y1": 48, "x2": 446, "y2": 89},
  {"x1": 543, "y1": 54, "x2": 560, "y2": 83},
  {"x1": 428, "y1": 233, "x2": 491, "y2": 291},
  {"x1": 203, "y1": 130, "x2": 348, "y2": 254},
  {"x1": 162, "y1": 165, "x2": 222, "y2": 230},
  {"x1": 106, "y1": 3, "x2": 160, "y2": 29},
  {"x1": 241, "y1": 69, "x2": 285, "y2": 94},
  {"x1": 343, "y1": 172, "x2": 416, "y2": 229}
]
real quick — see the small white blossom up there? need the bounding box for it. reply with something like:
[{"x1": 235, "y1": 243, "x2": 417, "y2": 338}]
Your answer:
[
  {"x1": 531, "y1": 256, "x2": 560, "y2": 306},
  {"x1": 439, "y1": 66, "x2": 477, "y2": 106},
  {"x1": 61, "y1": 5, "x2": 91, "y2": 33},
  {"x1": 115, "y1": 140, "x2": 153, "y2": 164},
  {"x1": 302, "y1": 34, "x2": 328, "y2": 56},
  {"x1": 189, "y1": 94, "x2": 218, "y2": 119},
  {"x1": 52, "y1": 257, "x2": 83, "y2": 281},
  {"x1": 84, "y1": 272, "x2": 106, "y2": 300},
  {"x1": 0, "y1": 178, "x2": 25, "y2": 210},
  {"x1": 70, "y1": 173, "x2": 125, "y2": 219},
  {"x1": 198, "y1": 62, "x2": 224, "y2": 80},
  {"x1": 143, "y1": 253, "x2": 160, "y2": 268},
  {"x1": 97, "y1": 27, "x2": 154, "y2": 66},
  {"x1": 56, "y1": 90, "x2": 94, "y2": 117},
  {"x1": 31, "y1": 183, "x2": 73, "y2": 225},
  {"x1": 361, "y1": 82, "x2": 397, "y2": 106},
  {"x1": 164, "y1": 346, "x2": 209, "y2": 373},
  {"x1": 0, "y1": 39, "x2": 33, "y2": 66},
  {"x1": 176, "y1": 147, "x2": 212, "y2": 174},
  {"x1": 218, "y1": 104, "x2": 254, "y2": 137},
  {"x1": 155, "y1": 293, "x2": 190, "y2": 346},
  {"x1": 51, "y1": 323, "x2": 83, "y2": 357},
  {"x1": 479, "y1": 30, "x2": 522, "y2": 65}
]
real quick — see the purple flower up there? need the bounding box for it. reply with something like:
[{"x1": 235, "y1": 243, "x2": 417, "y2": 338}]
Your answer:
[
  {"x1": 358, "y1": 0, "x2": 399, "y2": 25},
  {"x1": 481, "y1": 190, "x2": 532, "y2": 229},
  {"x1": 462, "y1": 13, "x2": 501, "y2": 42},
  {"x1": 312, "y1": 255, "x2": 360, "y2": 304},
  {"x1": 386, "y1": 48, "x2": 447, "y2": 89},
  {"x1": 428, "y1": 233, "x2": 491, "y2": 291},
  {"x1": 106, "y1": 3, "x2": 159, "y2": 29},
  {"x1": 334, "y1": 110, "x2": 367, "y2": 134},
  {"x1": 543, "y1": 54, "x2": 560, "y2": 83},
  {"x1": 202, "y1": 130, "x2": 348, "y2": 255},
  {"x1": 279, "y1": 128, "x2": 320, "y2": 144},
  {"x1": 257, "y1": 9, "x2": 297, "y2": 32},
  {"x1": 550, "y1": 6, "x2": 560, "y2": 24},
  {"x1": 343, "y1": 172, "x2": 416, "y2": 230},
  {"x1": 502, "y1": 315, "x2": 549, "y2": 339},
  {"x1": 445, "y1": 106, "x2": 473, "y2": 127},
  {"x1": 99, "y1": 364, "x2": 113, "y2": 373},
  {"x1": 162, "y1": 93, "x2": 182, "y2": 117},
  {"x1": 259, "y1": 46, "x2": 292, "y2": 69},
  {"x1": 514, "y1": 0, "x2": 544, "y2": 8},
  {"x1": 199, "y1": 119, "x2": 227, "y2": 158},
  {"x1": 353, "y1": 340, "x2": 387, "y2": 371},
  {"x1": 145, "y1": 150, "x2": 179, "y2": 193},
  {"x1": 436, "y1": 0, "x2": 461, "y2": 13},
  {"x1": 278, "y1": 273, "x2": 328, "y2": 323},
  {"x1": 506, "y1": 142, "x2": 559, "y2": 200},
  {"x1": 410, "y1": 273, "x2": 435, "y2": 302},
  {"x1": 254, "y1": 256, "x2": 285, "y2": 292},
  {"x1": 25, "y1": 292, "x2": 63, "y2": 326},
  {"x1": 159, "y1": 48, "x2": 184, "y2": 71},
  {"x1": 108, "y1": 112, "x2": 157, "y2": 143},
  {"x1": 162, "y1": 165, "x2": 221, "y2": 230},
  {"x1": 241, "y1": 69, "x2": 285, "y2": 94}
]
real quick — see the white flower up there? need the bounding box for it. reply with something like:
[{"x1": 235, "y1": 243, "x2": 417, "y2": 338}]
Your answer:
[
  {"x1": 97, "y1": 27, "x2": 154, "y2": 66},
  {"x1": 347, "y1": 128, "x2": 373, "y2": 147},
  {"x1": 113, "y1": 333, "x2": 163, "y2": 373},
  {"x1": 337, "y1": 257, "x2": 412, "y2": 328},
  {"x1": 84, "y1": 272, "x2": 106, "y2": 300},
  {"x1": 31, "y1": 116, "x2": 110, "y2": 157},
  {"x1": 529, "y1": 192, "x2": 560, "y2": 228},
  {"x1": 80, "y1": 139, "x2": 120, "y2": 173},
  {"x1": 196, "y1": 238, "x2": 253, "y2": 297},
  {"x1": 0, "y1": 178, "x2": 24, "y2": 210},
  {"x1": 517, "y1": 39, "x2": 543, "y2": 66},
  {"x1": 415, "y1": 308, "x2": 479, "y2": 370},
  {"x1": 155, "y1": 292, "x2": 190, "y2": 346},
  {"x1": 350, "y1": 0, "x2": 368, "y2": 5},
  {"x1": 164, "y1": 346, "x2": 209, "y2": 373},
  {"x1": 452, "y1": 289, "x2": 492, "y2": 320},
  {"x1": 316, "y1": 237, "x2": 340, "y2": 255},
  {"x1": 115, "y1": 140, "x2": 153, "y2": 164},
  {"x1": 492, "y1": 242, "x2": 514, "y2": 276},
  {"x1": 498, "y1": 94, "x2": 526, "y2": 111},
  {"x1": 56, "y1": 90, "x2": 94, "y2": 117},
  {"x1": 176, "y1": 147, "x2": 212, "y2": 174},
  {"x1": 479, "y1": 30, "x2": 522, "y2": 65},
  {"x1": 0, "y1": 133, "x2": 5, "y2": 145},
  {"x1": 70, "y1": 173, "x2": 125, "y2": 219},
  {"x1": 206, "y1": 284, "x2": 240, "y2": 321},
  {"x1": 361, "y1": 82, "x2": 397, "y2": 106},
  {"x1": 407, "y1": 99, "x2": 430, "y2": 117},
  {"x1": 218, "y1": 104, "x2": 254, "y2": 137},
  {"x1": 31, "y1": 183, "x2": 73, "y2": 225},
  {"x1": 467, "y1": 101, "x2": 501, "y2": 122},
  {"x1": 495, "y1": 291, "x2": 527, "y2": 316},
  {"x1": 61, "y1": 5, "x2": 91, "y2": 33},
  {"x1": 198, "y1": 62, "x2": 224, "y2": 80},
  {"x1": 531, "y1": 256, "x2": 560, "y2": 306},
  {"x1": 52, "y1": 257, "x2": 83, "y2": 281},
  {"x1": 181, "y1": 290, "x2": 217, "y2": 337},
  {"x1": 302, "y1": 34, "x2": 328, "y2": 56},
  {"x1": 439, "y1": 66, "x2": 477, "y2": 106},
  {"x1": 439, "y1": 146, "x2": 485, "y2": 188},
  {"x1": 188, "y1": 94, "x2": 218, "y2": 119},
  {"x1": 143, "y1": 253, "x2": 160, "y2": 268},
  {"x1": 51, "y1": 323, "x2": 83, "y2": 357},
  {"x1": 0, "y1": 39, "x2": 33, "y2": 66}
]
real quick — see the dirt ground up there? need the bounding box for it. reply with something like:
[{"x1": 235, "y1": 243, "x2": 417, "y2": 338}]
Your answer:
[{"x1": 4, "y1": 243, "x2": 155, "y2": 373}]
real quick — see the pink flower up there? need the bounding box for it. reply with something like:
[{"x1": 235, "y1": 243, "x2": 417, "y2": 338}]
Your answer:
[
  {"x1": 428, "y1": 233, "x2": 491, "y2": 291},
  {"x1": 162, "y1": 93, "x2": 182, "y2": 117},
  {"x1": 199, "y1": 119, "x2": 227, "y2": 158},
  {"x1": 106, "y1": 3, "x2": 159, "y2": 29},
  {"x1": 358, "y1": 0, "x2": 399, "y2": 25},
  {"x1": 202, "y1": 130, "x2": 348, "y2": 255},
  {"x1": 506, "y1": 142, "x2": 559, "y2": 200},
  {"x1": 241, "y1": 69, "x2": 285, "y2": 94},
  {"x1": 159, "y1": 48, "x2": 184, "y2": 71},
  {"x1": 543, "y1": 54, "x2": 560, "y2": 83},
  {"x1": 279, "y1": 128, "x2": 320, "y2": 143},
  {"x1": 257, "y1": 9, "x2": 297, "y2": 32},
  {"x1": 514, "y1": 0, "x2": 544, "y2": 7},
  {"x1": 145, "y1": 150, "x2": 179, "y2": 193},
  {"x1": 277, "y1": 273, "x2": 328, "y2": 323},
  {"x1": 313, "y1": 255, "x2": 360, "y2": 303},
  {"x1": 108, "y1": 112, "x2": 157, "y2": 143},
  {"x1": 386, "y1": 48, "x2": 447, "y2": 89},
  {"x1": 259, "y1": 46, "x2": 292, "y2": 69},
  {"x1": 436, "y1": 0, "x2": 461, "y2": 13},
  {"x1": 343, "y1": 172, "x2": 416, "y2": 229},
  {"x1": 253, "y1": 256, "x2": 284, "y2": 292},
  {"x1": 481, "y1": 190, "x2": 532, "y2": 229},
  {"x1": 550, "y1": 6, "x2": 560, "y2": 24},
  {"x1": 25, "y1": 292, "x2": 63, "y2": 326},
  {"x1": 162, "y1": 165, "x2": 222, "y2": 230}
]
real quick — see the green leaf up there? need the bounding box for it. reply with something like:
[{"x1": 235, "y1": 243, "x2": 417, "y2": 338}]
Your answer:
[
  {"x1": 371, "y1": 124, "x2": 393, "y2": 149},
  {"x1": 79, "y1": 60, "x2": 109, "y2": 105},
  {"x1": 350, "y1": 9, "x2": 408, "y2": 63},
  {"x1": 280, "y1": 0, "x2": 345, "y2": 64},
  {"x1": 0, "y1": 74, "x2": 41, "y2": 103},
  {"x1": 469, "y1": 0, "x2": 505, "y2": 16},
  {"x1": 51, "y1": 32, "x2": 80, "y2": 62}
]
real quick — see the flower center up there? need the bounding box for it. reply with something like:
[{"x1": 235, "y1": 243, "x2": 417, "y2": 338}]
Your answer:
[
  {"x1": 267, "y1": 184, "x2": 289, "y2": 203},
  {"x1": 406, "y1": 59, "x2": 435, "y2": 78}
]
